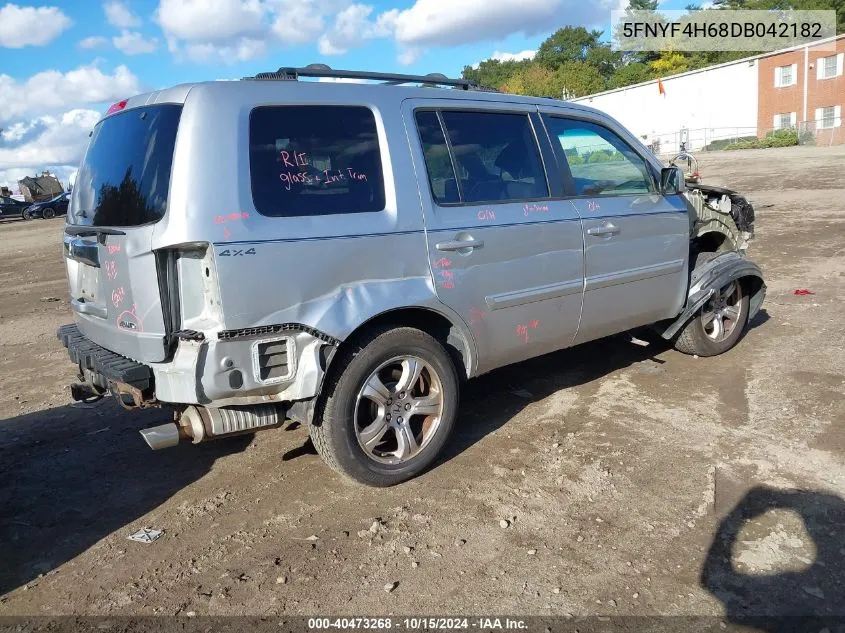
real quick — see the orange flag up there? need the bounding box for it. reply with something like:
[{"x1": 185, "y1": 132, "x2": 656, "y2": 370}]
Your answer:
[{"x1": 658, "y1": 78, "x2": 666, "y2": 96}]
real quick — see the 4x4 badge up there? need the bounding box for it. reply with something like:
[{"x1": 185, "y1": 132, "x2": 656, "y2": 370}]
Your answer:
[{"x1": 219, "y1": 248, "x2": 257, "y2": 256}]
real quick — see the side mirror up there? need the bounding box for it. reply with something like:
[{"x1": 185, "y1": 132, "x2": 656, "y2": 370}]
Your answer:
[{"x1": 660, "y1": 166, "x2": 685, "y2": 195}]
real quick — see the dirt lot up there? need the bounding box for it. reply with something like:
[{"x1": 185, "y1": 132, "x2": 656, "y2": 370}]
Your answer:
[{"x1": 1, "y1": 145, "x2": 844, "y2": 623}]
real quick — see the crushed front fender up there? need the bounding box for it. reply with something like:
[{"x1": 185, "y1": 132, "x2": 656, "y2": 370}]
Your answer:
[{"x1": 661, "y1": 251, "x2": 766, "y2": 340}]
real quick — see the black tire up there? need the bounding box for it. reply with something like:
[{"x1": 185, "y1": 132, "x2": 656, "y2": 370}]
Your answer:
[
  {"x1": 310, "y1": 326, "x2": 459, "y2": 486},
  {"x1": 41, "y1": 207, "x2": 55, "y2": 219},
  {"x1": 674, "y1": 251, "x2": 750, "y2": 357},
  {"x1": 21, "y1": 209, "x2": 33, "y2": 221}
]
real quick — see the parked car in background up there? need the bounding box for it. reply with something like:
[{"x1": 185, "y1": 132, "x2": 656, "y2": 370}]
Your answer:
[
  {"x1": 0, "y1": 195, "x2": 30, "y2": 219},
  {"x1": 24, "y1": 192, "x2": 70, "y2": 219}
]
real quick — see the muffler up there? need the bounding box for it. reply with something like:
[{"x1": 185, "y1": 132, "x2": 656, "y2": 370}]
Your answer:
[
  {"x1": 139, "y1": 423, "x2": 181, "y2": 450},
  {"x1": 139, "y1": 403, "x2": 284, "y2": 450}
]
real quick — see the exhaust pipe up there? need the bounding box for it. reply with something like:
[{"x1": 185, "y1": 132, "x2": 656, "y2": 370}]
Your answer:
[
  {"x1": 139, "y1": 423, "x2": 181, "y2": 450},
  {"x1": 139, "y1": 403, "x2": 284, "y2": 450}
]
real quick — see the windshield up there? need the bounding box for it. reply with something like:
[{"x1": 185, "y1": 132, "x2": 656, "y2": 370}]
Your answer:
[{"x1": 71, "y1": 104, "x2": 182, "y2": 227}]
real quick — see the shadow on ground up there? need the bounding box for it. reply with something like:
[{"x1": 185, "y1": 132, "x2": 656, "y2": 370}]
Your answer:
[
  {"x1": 0, "y1": 403, "x2": 251, "y2": 596},
  {"x1": 0, "y1": 316, "x2": 768, "y2": 598},
  {"x1": 701, "y1": 486, "x2": 845, "y2": 632}
]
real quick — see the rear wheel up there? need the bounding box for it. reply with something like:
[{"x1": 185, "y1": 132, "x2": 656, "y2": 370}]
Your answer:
[
  {"x1": 41, "y1": 207, "x2": 55, "y2": 219},
  {"x1": 310, "y1": 326, "x2": 459, "y2": 486}
]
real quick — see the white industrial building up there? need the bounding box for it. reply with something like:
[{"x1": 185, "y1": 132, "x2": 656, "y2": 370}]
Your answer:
[{"x1": 572, "y1": 34, "x2": 845, "y2": 154}]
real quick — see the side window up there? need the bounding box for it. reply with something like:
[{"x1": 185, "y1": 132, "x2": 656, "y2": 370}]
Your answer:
[
  {"x1": 415, "y1": 111, "x2": 460, "y2": 204},
  {"x1": 249, "y1": 105, "x2": 385, "y2": 217},
  {"x1": 545, "y1": 117, "x2": 655, "y2": 197},
  {"x1": 415, "y1": 109, "x2": 549, "y2": 205}
]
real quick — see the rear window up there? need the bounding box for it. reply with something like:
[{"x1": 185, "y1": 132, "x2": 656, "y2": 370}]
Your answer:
[
  {"x1": 72, "y1": 104, "x2": 182, "y2": 227},
  {"x1": 249, "y1": 105, "x2": 385, "y2": 217}
]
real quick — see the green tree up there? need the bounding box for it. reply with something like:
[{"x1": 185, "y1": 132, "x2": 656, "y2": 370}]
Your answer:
[
  {"x1": 650, "y1": 51, "x2": 692, "y2": 75},
  {"x1": 556, "y1": 61, "x2": 607, "y2": 97},
  {"x1": 607, "y1": 61, "x2": 653, "y2": 88},
  {"x1": 628, "y1": 0, "x2": 659, "y2": 9},
  {"x1": 534, "y1": 26, "x2": 607, "y2": 68},
  {"x1": 461, "y1": 58, "x2": 530, "y2": 90},
  {"x1": 501, "y1": 65, "x2": 561, "y2": 97}
]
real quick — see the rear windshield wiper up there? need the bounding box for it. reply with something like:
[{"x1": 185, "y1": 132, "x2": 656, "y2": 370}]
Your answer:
[{"x1": 64, "y1": 225, "x2": 126, "y2": 237}]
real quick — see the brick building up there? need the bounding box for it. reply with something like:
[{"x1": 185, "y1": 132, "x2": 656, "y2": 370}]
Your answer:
[
  {"x1": 573, "y1": 34, "x2": 845, "y2": 151},
  {"x1": 759, "y1": 36, "x2": 844, "y2": 144}
]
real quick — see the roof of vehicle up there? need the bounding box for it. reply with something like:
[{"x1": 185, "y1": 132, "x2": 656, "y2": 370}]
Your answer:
[
  {"x1": 105, "y1": 65, "x2": 606, "y2": 122},
  {"x1": 39, "y1": 192, "x2": 67, "y2": 204}
]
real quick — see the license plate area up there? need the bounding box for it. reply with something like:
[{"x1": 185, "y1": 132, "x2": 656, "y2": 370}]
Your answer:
[{"x1": 78, "y1": 264, "x2": 100, "y2": 303}]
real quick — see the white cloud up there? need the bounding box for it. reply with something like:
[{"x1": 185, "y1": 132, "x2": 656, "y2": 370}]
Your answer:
[
  {"x1": 183, "y1": 37, "x2": 266, "y2": 63},
  {"x1": 0, "y1": 109, "x2": 99, "y2": 189},
  {"x1": 397, "y1": 47, "x2": 422, "y2": 66},
  {"x1": 0, "y1": 65, "x2": 142, "y2": 123},
  {"x1": 318, "y1": 0, "x2": 611, "y2": 65},
  {"x1": 269, "y1": 0, "x2": 326, "y2": 45},
  {"x1": 79, "y1": 35, "x2": 108, "y2": 49},
  {"x1": 156, "y1": 0, "x2": 269, "y2": 62},
  {"x1": 113, "y1": 30, "x2": 158, "y2": 54},
  {"x1": 492, "y1": 49, "x2": 537, "y2": 62},
  {"x1": 318, "y1": 3, "x2": 391, "y2": 55},
  {"x1": 385, "y1": 0, "x2": 556, "y2": 47},
  {"x1": 379, "y1": 0, "x2": 613, "y2": 50},
  {"x1": 152, "y1": 0, "x2": 611, "y2": 66},
  {"x1": 0, "y1": 3, "x2": 72, "y2": 48},
  {"x1": 156, "y1": 0, "x2": 265, "y2": 42},
  {"x1": 471, "y1": 49, "x2": 537, "y2": 69},
  {"x1": 104, "y1": 1, "x2": 141, "y2": 28}
]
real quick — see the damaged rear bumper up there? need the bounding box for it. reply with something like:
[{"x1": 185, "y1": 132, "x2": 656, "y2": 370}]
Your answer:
[
  {"x1": 58, "y1": 323, "x2": 153, "y2": 395},
  {"x1": 57, "y1": 323, "x2": 335, "y2": 408}
]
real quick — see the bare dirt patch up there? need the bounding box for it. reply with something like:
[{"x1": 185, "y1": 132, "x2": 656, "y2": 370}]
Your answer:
[{"x1": 1, "y1": 146, "x2": 844, "y2": 620}]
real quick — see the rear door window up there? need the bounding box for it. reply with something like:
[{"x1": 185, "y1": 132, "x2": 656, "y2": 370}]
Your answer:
[
  {"x1": 250, "y1": 105, "x2": 386, "y2": 217},
  {"x1": 72, "y1": 104, "x2": 182, "y2": 227},
  {"x1": 415, "y1": 111, "x2": 460, "y2": 204},
  {"x1": 420, "y1": 110, "x2": 548, "y2": 204}
]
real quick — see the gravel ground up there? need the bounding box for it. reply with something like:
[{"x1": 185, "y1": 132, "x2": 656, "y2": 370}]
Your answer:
[{"x1": 0, "y1": 145, "x2": 844, "y2": 623}]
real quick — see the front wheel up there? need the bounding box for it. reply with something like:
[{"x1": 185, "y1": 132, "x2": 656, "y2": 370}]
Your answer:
[
  {"x1": 310, "y1": 326, "x2": 459, "y2": 486},
  {"x1": 41, "y1": 207, "x2": 55, "y2": 219},
  {"x1": 674, "y1": 278, "x2": 750, "y2": 356}
]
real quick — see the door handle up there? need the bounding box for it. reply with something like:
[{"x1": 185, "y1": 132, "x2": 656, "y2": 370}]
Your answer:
[
  {"x1": 435, "y1": 238, "x2": 484, "y2": 251},
  {"x1": 71, "y1": 298, "x2": 108, "y2": 319},
  {"x1": 587, "y1": 223, "x2": 621, "y2": 237}
]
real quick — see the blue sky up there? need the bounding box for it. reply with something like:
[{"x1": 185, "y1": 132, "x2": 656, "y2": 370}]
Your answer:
[{"x1": 0, "y1": 0, "x2": 687, "y2": 189}]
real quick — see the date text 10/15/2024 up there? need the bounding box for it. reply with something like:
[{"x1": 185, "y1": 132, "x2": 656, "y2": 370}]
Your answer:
[
  {"x1": 307, "y1": 617, "x2": 528, "y2": 630},
  {"x1": 279, "y1": 150, "x2": 369, "y2": 192}
]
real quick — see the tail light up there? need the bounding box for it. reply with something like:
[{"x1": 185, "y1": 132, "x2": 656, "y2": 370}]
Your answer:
[{"x1": 105, "y1": 100, "x2": 128, "y2": 116}]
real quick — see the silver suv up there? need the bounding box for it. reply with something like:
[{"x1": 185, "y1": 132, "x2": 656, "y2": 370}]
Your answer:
[{"x1": 58, "y1": 66, "x2": 765, "y2": 486}]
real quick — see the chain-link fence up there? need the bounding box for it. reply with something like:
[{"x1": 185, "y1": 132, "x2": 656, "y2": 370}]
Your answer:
[{"x1": 645, "y1": 118, "x2": 843, "y2": 158}]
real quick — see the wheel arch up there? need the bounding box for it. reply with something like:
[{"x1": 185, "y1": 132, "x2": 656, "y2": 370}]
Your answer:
[
  {"x1": 692, "y1": 226, "x2": 737, "y2": 255},
  {"x1": 296, "y1": 305, "x2": 475, "y2": 429},
  {"x1": 661, "y1": 251, "x2": 766, "y2": 340},
  {"x1": 337, "y1": 305, "x2": 476, "y2": 381}
]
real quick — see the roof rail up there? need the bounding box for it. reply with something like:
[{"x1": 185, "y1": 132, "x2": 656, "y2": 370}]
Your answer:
[{"x1": 243, "y1": 64, "x2": 488, "y2": 91}]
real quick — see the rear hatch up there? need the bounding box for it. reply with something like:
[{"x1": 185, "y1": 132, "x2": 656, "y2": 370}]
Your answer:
[{"x1": 65, "y1": 103, "x2": 181, "y2": 363}]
